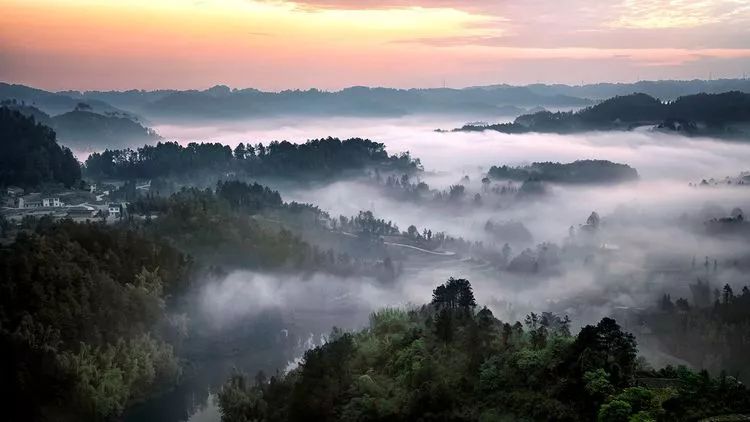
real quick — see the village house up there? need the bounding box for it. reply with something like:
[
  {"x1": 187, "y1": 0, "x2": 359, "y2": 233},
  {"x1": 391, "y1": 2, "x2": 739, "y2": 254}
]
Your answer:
[
  {"x1": 66, "y1": 204, "x2": 100, "y2": 222},
  {"x1": 108, "y1": 203, "x2": 124, "y2": 218},
  {"x1": 16, "y1": 193, "x2": 62, "y2": 209},
  {"x1": 6, "y1": 186, "x2": 24, "y2": 197}
]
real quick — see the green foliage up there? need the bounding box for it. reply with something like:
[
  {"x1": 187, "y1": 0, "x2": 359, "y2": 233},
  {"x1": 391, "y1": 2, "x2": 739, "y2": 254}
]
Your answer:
[
  {"x1": 218, "y1": 278, "x2": 750, "y2": 422},
  {"x1": 597, "y1": 400, "x2": 632, "y2": 422},
  {"x1": 59, "y1": 334, "x2": 180, "y2": 418},
  {"x1": 583, "y1": 369, "x2": 615, "y2": 401},
  {"x1": 431, "y1": 277, "x2": 477, "y2": 311},
  {"x1": 128, "y1": 184, "x2": 395, "y2": 280},
  {"x1": 0, "y1": 221, "x2": 189, "y2": 421},
  {"x1": 642, "y1": 286, "x2": 750, "y2": 382}
]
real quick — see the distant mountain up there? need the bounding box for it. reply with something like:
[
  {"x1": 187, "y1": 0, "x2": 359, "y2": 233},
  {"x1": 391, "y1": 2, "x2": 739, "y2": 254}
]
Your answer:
[
  {"x1": 1, "y1": 82, "x2": 593, "y2": 122},
  {"x1": 455, "y1": 91, "x2": 750, "y2": 139},
  {"x1": 5, "y1": 79, "x2": 750, "y2": 123},
  {"x1": 502, "y1": 79, "x2": 750, "y2": 101},
  {"x1": 0, "y1": 82, "x2": 134, "y2": 117},
  {"x1": 51, "y1": 109, "x2": 161, "y2": 148},
  {"x1": 130, "y1": 86, "x2": 586, "y2": 121},
  {"x1": 1, "y1": 100, "x2": 160, "y2": 149}
]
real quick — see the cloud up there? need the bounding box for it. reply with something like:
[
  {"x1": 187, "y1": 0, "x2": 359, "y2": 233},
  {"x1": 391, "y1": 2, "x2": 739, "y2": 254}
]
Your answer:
[
  {"x1": 609, "y1": 0, "x2": 750, "y2": 29},
  {"x1": 283, "y1": 0, "x2": 750, "y2": 51}
]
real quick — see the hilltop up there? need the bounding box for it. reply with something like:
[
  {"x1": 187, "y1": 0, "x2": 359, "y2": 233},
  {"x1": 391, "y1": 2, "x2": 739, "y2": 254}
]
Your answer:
[{"x1": 454, "y1": 92, "x2": 750, "y2": 139}]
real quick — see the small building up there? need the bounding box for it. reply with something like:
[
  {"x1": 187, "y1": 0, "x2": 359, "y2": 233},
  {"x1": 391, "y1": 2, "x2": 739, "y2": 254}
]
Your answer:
[
  {"x1": 42, "y1": 197, "x2": 62, "y2": 207},
  {"x1": 16, "y1": 194, "x2": 62, "y2": 209},
  {"x1": 108, "y1": 203, "x2": 123, "y2": 217},
  {"x1": 6, "y1": 186, "x2": 24, "y2": 197},
  {"x1": 66, "y1": 204, "x2": 99, "y2": 222}
]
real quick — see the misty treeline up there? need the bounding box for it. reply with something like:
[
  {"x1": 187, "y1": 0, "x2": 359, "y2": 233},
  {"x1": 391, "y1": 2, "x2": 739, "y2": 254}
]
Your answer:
[
  {"x1": 83, "y1": 137, "x2": 421, "y2": 181},
  {"x1": 127, "y1": 181, "x2": 400, "y2": 282},
  {"x1": 487, "y1": 160, "x2": 638, "y2": 184},
  {"x1": 371, "y1": 160, "x2": 636, "y2": 213},
  {"x1": 0, "y1": 220, "x2": 192, "y2": 421},
  {"x1": 0, "y1": 107, "x2": 81, "y2": 189},
  {"x1": 217, "y1": 278, "x2": 750, "y2": 422},
  {"x1": 457, "y1": 91, "x2": 750, "y2": 138},
  {"x1": 640, "y1": 279, "x2": 750, "y2": 383}
]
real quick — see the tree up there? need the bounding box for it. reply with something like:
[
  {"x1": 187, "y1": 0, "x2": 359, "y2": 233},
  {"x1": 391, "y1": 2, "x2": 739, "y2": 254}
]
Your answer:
[
  {"x1": 481, "y1": 177, "x2": 491, "y2": 192},
  {"x1": 597, "y1": 400, "x2": 631, "y2": 422},
  {"x1": 233, "y1": 142, "x2": 247, "y2": 160},
  {"x1": 675, "y1": 297, "x2": 690, "y2": 311},
  {"x1": 431, "y1": 278, "x2": 476, "y2": 311},
  {"x1": 448, "y1": 184, "x2": 465, "y2": 201},
  {"x1": 587, "y1": 211, "x2": 601, "y2": 228},
  {"x1": 569, "y1": 318, "x2": 637, "y2": 387},
  {"x1": 433, "y1": 308, "x2": 453, "y2": 343},
  {"x1": 455, "y1": 278, "x2": 477, "y2": 310},
  {"x1": 659, "y1": 294, "x2": 674, "y2": 311},
  {"x1": 723, "y1": 284, "x2": 734, "y2": 304},
  {"x1": 502, "y1": 243, "x2": 512, "y2": 263}
]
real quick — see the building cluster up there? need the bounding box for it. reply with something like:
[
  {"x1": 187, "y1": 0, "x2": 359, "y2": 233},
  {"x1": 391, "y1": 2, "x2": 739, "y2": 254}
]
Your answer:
[{"x1": 1, "y1": 185, "x2": 125, "y2": 224}]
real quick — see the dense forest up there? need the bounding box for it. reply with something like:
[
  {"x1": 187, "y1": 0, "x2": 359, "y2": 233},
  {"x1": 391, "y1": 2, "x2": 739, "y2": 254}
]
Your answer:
[
  {"x1": 0, "y1": 220, "x2": 193, "y2": 421},
  {"x1": 84, "y1": 138, "x2": 421, "y2": 181},
  {"x1": 218, "y1": 278, "x2": 750, "y2": 422},
  {"x1": 127, "y1": 181, "x2": 399, "y2": 281},
  {"x1": 0, "y1": 107, "x2": 81, "y2": 188},
  {"x1": 487, "y1": 160, "x2": 639, "y2": 184},
  {"x1": 642, "y1": 282, "x2": 750, "y2": 382},
  {"x1": 455, "y1": 92, "x2": 750, "y2": 138}
]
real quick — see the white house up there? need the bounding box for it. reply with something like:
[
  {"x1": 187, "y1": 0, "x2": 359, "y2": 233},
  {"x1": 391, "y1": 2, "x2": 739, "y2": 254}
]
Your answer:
[
  {"x1": 42, "y1": 197, "x2": 62, "y2": 207},
  {"x1": 108, "y1": 204, "x2": 121, "y2": 216},
  {"x1": 16, "y1": 194, "x2": 62, "y2": 209}
]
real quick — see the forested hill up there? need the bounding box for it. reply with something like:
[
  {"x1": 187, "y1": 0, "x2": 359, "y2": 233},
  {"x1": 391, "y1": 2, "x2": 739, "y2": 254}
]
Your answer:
[
  {"x1": 51, "y1": 108, "x2": 161, "y2": 148},
  {"x1": 487, "y1": 160, "x2": 639, "y2": 184},
  {"x1": 84, "y1": 138, "x2": 421, "y2": 181},
  {"x1": 0, "y1": 107, "x2": 81, "y2": 188},
  {"x1": 0, "y1": 221, "x2": 192, "y2": 421},
  {"x1": 1, "y1": 100, "x2": 160, "y2": 149},
  {"x1": 455, "y1": 91, "x2": 750, "y2": 139},
  {"x1": 217, "y1": 278, "x2": 750, "y2": 422}
]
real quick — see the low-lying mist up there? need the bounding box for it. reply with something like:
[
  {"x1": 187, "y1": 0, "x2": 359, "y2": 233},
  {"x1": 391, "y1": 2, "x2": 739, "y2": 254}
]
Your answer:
[{"x1": 160, "y1": 116, "x2": 750, "y2": 365}]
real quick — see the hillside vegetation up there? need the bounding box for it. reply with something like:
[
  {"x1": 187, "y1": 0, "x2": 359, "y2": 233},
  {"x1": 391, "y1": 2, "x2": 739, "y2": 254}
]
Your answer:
[{"x1": 218, "y1": 278, "x2": 750, "y2": 422}]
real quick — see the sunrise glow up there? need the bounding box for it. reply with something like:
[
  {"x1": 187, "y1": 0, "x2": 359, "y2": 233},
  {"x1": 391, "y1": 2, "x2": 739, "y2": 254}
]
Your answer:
[{"x1": 1, "y1": 0, "x2": 749, "y2": 90}]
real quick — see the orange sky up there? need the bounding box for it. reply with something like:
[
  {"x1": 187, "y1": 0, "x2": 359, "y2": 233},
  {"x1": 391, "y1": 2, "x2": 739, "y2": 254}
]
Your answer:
[{"x1": 1, "y1": 0, "x2": 749, "y2": 90}]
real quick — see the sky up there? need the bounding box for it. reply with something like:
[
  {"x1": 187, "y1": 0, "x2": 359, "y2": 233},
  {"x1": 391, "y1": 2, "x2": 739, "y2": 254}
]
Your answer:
[{"x1": 1, "y1": 0, "x2": 750, "y2": 91}]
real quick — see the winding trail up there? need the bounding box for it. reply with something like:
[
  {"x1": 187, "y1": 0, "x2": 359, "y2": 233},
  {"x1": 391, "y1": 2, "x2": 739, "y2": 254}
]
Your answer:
[
  {"x1": 339, "y1": 231, "x2": 456, "y2": 256},
  {"x1": 382, "y1": 240, "x2": 456, "y2": 256}
]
